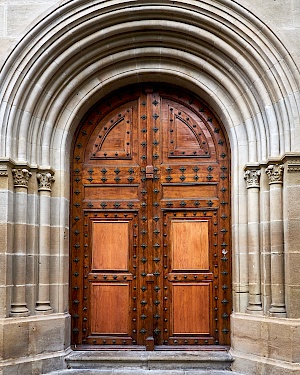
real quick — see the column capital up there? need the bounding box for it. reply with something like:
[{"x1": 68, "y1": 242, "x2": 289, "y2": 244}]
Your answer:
[
  {"x1": 12, "y1": 168, "x2": 32, "y2": 188},
  {"x1": 244, "y1": 169, "x2": 261, "y2": 189},
  {"x1": 37, "y1": 171, "x2": 55, "y2": 191},
  {"x1": 266, "y1": 164, "x2": 284, "y2": 184}
]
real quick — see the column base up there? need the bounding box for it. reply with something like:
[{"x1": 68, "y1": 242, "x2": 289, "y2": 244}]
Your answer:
[
  {"x1": 231, "y1": 313, "x2": 300, "y2": 375},
  {"x1": 35, "y1": 302, "x2": 53, "y2": 315},
  {"x1": 0, "y1": 314, "x2": 71, "y2": 374},
  {"x1": 269, "y1": 305, "x2": 287, "y2": 317},
  {"x1": 246, "y1": 304, "x2": 263, "y2": 315},
  {"x1": 10, "y1": 303, "x2": 30, "y2": 317}
]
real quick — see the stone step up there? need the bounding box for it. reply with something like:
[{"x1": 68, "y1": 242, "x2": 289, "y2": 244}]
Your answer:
[
  {"x1": 60, "y1": 350, "x2": 236, "y2": 373},
  {"x1": 47, "y1": 371, "x2": 242, "y2": 375}
]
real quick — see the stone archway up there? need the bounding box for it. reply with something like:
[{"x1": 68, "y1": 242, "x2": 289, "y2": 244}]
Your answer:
[{"x1": 0, "y1": 1, "x2": 300, "y2": 374}]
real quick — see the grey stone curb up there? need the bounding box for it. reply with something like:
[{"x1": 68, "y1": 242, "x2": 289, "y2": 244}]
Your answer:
[{"x1": 46, "y1": 370, "x2": 243, "y2": 375}]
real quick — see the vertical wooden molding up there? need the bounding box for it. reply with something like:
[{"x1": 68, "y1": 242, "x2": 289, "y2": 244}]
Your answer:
[
  {"x1": 244, "y1": 168, "x2": 263, "y2": 314},
  {"x1": 10, "y1": 168, "x2": 32, "y2": 316},
  {"x1": 35, "y1": 171, "x2": 55, "y2": 314},
  {"x1": 266, "y1": 164, "x2": 286, "y2": 317}
]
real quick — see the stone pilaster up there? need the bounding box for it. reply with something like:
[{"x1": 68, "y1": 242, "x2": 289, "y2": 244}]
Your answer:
[
  {"x1": 0, "y1": 163, "x2": 13, "y2": 317},
  {"x1": 266, "y1": 164, "x2": 286, "y2": 317},
  {"x1": 10, "y1": 168, "x2": 32, "y2": 316},
  {"x1": 282, "y1": 155, "x2": 300, "y2": 318},
  {"x1": 244, "y1": 168, "x2": 262, "y2": 314},
  {"x1": 35, "y1": 171, "x2": 55, "y2": 314}
]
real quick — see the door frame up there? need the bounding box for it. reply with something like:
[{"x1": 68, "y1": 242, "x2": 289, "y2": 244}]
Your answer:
[{"x1": 69, "y1": 83, "x2": 231, "y2": 350}]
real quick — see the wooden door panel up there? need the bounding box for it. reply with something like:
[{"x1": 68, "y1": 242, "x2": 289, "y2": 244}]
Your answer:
[
  {"x1": 169, "y1": 107, "x2": 210, "y2": 157},
  {"x1": 70, "y1": 85, "x2": 231, "y2": 349},
  {"x1": 164, "y1": 211, "x2": 215, "y2": 345},
  {"x1": 90, "y1": 107, "x2": 133, "y2": 160},
  {"x1": 172, "y1": 283, "x2": 211, "y2": 335},
  {"x1": 161, "y1": 184, "x2": 217, "y2": 199},
  {"x1": 90, "y1": 283, "x2": 130, "y2": 334},
  {"x1": 162, "y1": 99, "x2": 216, "y2": 162},
  {"x1": 84, "y1": 185, "x2": 139, "y2": 200},
  {"x1": 85, "y1": 100, "x2": 139, "y2": 165},
  {"x1": 91, "y1": 221, "x2": 130, "y2": 271},
  {"x1": 171, "y1": 220, "x2": 209, "y2": 271}
]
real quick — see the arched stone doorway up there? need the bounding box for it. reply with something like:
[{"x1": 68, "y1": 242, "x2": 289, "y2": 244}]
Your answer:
[
  {"x1": 0, "y1": 0, "x2": 300, "y2": 373},
  {"x1": 70, "y1": 84, "x2": 231, "y2": 349}
]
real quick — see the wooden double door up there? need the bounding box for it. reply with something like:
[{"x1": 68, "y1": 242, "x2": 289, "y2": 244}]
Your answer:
[{"x1": 70, "y1": 85, "x2": 231, "y2": 349}]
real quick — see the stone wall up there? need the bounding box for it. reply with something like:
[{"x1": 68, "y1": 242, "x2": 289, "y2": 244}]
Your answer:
[{"x1": 0, "y1": 1, "x2": 300, "y2": 374}]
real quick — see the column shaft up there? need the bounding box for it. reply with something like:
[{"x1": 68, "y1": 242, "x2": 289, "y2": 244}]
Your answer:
[
  {"x1": 266, "y1": 164, "x2": 286, "y2": 317},
  {"x1": 244, "y1": 169, "x2": 262, "y2": 313},
  {"x1": 10, "y1": 169, "x2": 31, "y2": 316},
  {"x1": 247, "y1": 188, "x2": 262, "y2": 312},
  {"x1": 35, "y1": 172, "x2": 54, "y2": 314}
]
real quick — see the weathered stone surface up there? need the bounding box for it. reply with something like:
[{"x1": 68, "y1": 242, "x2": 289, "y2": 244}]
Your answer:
[
  {"x1": 66, "y1": 351, "x2": 233, "y2": 371},
  {"x1": 0, "y1": 314, "x2": 70, "y2": 362},
  {"x1": 231, "y1": 313, "x2": 300, "y2": 374}
]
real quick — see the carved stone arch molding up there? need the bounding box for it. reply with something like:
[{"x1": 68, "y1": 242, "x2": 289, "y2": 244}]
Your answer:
[
  {"x1": 0, "y1": 0, "x2": 299, "y2": 166},
  {"x1": 1, "y1": 0, "x2": 300, "y2": 374}
]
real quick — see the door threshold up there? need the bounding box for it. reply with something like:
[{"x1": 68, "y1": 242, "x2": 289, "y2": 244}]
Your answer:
[
  {"x1": 72, "y1": 345, "x2": 146, "y2": 351},
  {"x1": 154, "y1": 345, "x2": 230, "y2": 351},
  {"x1": 72, "y1": 345, "x2": 230, "y2": 351}
]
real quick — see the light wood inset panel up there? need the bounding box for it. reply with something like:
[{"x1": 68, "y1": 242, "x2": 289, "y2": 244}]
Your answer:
[
  {"x1": 172, "y1": 283, "x2": 210, "y2": 334},
  {"x1": 90, "y1": 283, "x2": 130, "y2": 334},
  {"x1": 90, "y1": 107, "x2": 133, "y2": 160},
  {"x1": 92, "y1": 221, "x2": 129, "y2": 270},
  {"x1": 167, "y1": 104, "x2": 210, "y2": 157},
  {"x1": 171, "y1": 220, "x2": 209, "y2": 271},
  {"x1": 84, "y1": 185, "x2": 139, "y2": 200},
  {"x1": 162, "y1": 184, "x2": 217, "y2": 199}
]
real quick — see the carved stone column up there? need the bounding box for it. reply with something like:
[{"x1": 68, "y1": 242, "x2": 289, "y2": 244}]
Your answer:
[
  {"x1": 10, "y1": 168, "x2": 32, "y2": 316},
  {"x1": 244, "y1": 169, "x2": 262, "y2": 314},
  {"x1": 35, "y1": 171, "x2": 55, "y2": 314},
  {"x1": 266, "y1": 164, "x2": 286, "y2": 317}
]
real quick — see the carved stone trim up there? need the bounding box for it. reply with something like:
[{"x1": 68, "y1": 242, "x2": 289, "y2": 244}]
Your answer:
[
  {"x1": 287, "y1": 159, "x2": 300, "y2": 172},
  {"x1": 266, "y1": 164, "x2": 284, "y2": 184},
  {"x1": 0, "y1": 171, "x2": 8, "y2": 177},
  {"x1": 244, "y1": 169, "x2": 260, "y2": 189},
  {"x1": 12, "y1": 168, "x2": 32, "y2": 188},
  {"x1": 37, "y1": 172, "x2": 55, "y2": 191}
]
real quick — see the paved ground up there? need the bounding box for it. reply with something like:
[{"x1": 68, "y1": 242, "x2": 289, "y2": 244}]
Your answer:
[{"x1": 47, "y1": 370, "x2": 243, "y2": 374}]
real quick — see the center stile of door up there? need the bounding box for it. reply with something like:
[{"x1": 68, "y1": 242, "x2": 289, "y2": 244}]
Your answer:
[{"x1": 70, "y1": 85, "x2": 231, "y2": 350}]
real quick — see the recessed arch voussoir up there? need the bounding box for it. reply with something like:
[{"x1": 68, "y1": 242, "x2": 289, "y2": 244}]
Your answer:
[{"x1": 0, "y1": 0, "x2": 299, "y2": 167}]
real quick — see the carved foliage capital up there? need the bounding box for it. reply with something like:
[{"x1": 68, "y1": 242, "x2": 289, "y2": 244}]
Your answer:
[
  {"x1": 37, "y1": 172, "x2": 55, "y2": 191},
  {"x1": 244, "y1": 169, "x2": 260, "y2": 188},
  {"x1": 266, "y1": 164, "x2": 284, "y2": 184},
  {"x1": 12, "y1": 168, "x2": 32, "y2": 188}
]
